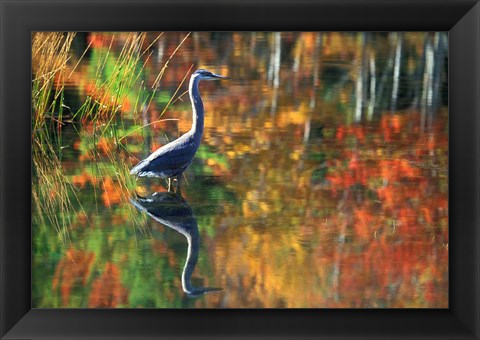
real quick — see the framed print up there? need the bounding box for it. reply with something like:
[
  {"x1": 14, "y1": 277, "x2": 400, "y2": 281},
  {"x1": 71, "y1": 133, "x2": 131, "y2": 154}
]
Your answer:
[{"x1": 1, "y1": 0, "x2": 479, "y2": 339}]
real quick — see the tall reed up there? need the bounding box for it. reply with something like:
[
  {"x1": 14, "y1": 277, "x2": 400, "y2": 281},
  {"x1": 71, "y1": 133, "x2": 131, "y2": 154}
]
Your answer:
[
  {"x1": 32, "y1": 31, "x2": 192, "y2": 239},
  {"x1": 32, "y1": 33, "x2": 78, "y2": 242}
]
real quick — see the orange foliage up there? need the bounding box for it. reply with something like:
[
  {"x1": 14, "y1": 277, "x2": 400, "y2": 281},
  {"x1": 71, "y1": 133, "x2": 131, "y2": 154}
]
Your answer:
[
  {"x1": 101, "y1": 178, "x2": 123, "y2": 207},
  {"x1": 96, "y1": 137, "x2": 112, "y2": 155},
  {"x1": 88, "y1": 263, "x2": 128, "y2": 308},
  {"x1": 52, "y1": 249, "x2": 96, "y2": 306},
  {"x1": 72, "y1": 171, "x2": 98, "y2": 187}
]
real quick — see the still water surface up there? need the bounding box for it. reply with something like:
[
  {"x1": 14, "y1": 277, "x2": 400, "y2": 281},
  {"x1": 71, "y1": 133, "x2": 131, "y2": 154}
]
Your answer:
[{"x1": 32, "y1": 32, "x2": 448, "y2": 308}]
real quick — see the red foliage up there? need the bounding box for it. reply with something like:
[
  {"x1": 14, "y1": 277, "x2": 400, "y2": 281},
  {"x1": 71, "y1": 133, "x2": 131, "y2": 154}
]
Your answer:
[{"x1": 323, "y1": 112, "x2": 448, "y2": 307}]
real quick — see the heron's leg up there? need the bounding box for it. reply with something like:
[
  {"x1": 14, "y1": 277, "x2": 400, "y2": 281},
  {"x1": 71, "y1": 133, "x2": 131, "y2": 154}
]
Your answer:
[
  {"x1": 175, "y1": 174, "x2": 183, "y2": 195},
  {"x1": 167, "y1": 178, "x2": 172, "y2": 192}
]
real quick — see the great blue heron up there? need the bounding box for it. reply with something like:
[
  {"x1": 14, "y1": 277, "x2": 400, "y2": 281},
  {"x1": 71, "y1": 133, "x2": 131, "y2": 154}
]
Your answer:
[
  {"x1": 130, "y1": 191, "x2": 222, "y2": 297},
  {"x1": 130, "y1": 69, "x2": 230, "y2": 192}
]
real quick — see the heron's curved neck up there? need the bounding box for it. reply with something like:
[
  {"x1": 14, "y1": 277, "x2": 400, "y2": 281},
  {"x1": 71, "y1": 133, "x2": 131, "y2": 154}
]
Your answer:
[
  {"x1": 189, "y1": 76, "x2": 204, "y2": 144},
  {"x1": 181, "y1": 228, "x2": 200, "y2": 295}
]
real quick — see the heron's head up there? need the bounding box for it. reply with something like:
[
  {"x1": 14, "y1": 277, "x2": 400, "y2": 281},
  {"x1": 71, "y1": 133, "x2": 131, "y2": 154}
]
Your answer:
[{"x1": 193, "y1": 69, "x2": 231, "y2": 81}]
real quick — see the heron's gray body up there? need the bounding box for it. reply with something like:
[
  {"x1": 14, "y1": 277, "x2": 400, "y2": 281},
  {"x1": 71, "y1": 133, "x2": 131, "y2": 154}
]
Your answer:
[
  {"x1": 130, "y1": 69, "x2": 228, "y2": 188},
  {"x1": 130, "y1": 131, "x2": 200, "y2": 178}
]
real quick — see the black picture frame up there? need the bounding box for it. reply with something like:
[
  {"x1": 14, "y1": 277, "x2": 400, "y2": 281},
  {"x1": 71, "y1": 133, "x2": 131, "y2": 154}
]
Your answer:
[{"x1": 1, "y1": 0, "x2": 479, "y2": 339}]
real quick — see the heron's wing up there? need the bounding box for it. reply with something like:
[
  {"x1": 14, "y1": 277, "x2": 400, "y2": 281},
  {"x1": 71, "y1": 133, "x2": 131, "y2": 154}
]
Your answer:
[{"x1": 132, "y1": 135, "x2": 198, "y2": 176}]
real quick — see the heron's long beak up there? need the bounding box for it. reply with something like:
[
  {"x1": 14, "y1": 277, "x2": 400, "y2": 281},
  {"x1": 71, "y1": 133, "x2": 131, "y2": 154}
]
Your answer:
[{"x1": 212, "y1": 73, "x2": 231, "y2": 80}]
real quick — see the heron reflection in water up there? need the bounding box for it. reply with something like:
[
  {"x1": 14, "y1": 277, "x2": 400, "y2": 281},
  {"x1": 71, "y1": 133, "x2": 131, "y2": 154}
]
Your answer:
[
  {"x1": 130, "y1": 69, "x2": 230, "y2": 193},
  {"x1": 130, "y1": 191, "x2": 222, "y2": 297}
]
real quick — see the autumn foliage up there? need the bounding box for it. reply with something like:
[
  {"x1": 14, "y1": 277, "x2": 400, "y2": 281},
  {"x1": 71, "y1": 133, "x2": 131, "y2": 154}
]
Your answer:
[{"x1": 33, "y1": 32, "x2": 448, "y2": 308}]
